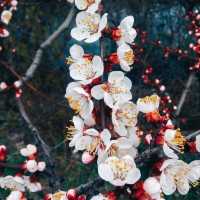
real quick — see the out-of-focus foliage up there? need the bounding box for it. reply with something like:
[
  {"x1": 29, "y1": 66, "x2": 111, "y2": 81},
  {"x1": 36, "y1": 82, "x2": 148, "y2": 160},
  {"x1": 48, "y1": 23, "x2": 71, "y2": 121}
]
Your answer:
[{"x1": 0, "y1": 0, "x2": 200, "y2": 199}]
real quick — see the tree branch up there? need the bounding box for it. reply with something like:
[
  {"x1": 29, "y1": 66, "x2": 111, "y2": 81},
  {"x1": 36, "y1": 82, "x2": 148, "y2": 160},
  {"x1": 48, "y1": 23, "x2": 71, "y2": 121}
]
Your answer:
[
  {"x1": 175, "y1": 72, "x2": 196, "y2": 116},
  {"x1": 19, "y1": 5, "x2": 75, "y2": 85},
  {"x1": 17, "y1": 98, "x2": 61, "y2": 190}
]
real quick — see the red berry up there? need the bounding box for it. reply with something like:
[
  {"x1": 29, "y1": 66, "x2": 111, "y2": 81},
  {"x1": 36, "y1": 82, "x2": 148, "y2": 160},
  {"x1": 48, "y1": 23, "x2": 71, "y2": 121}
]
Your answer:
[{"x1": 66, "y1": 189, "x2": 77, "y2": 200}]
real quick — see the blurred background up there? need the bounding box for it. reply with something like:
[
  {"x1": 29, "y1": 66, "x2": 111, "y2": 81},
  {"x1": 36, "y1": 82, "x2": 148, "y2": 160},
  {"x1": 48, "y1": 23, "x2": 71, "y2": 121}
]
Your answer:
[{"x1": 0, "y1": 0, "x2": 200, "y2": 199}]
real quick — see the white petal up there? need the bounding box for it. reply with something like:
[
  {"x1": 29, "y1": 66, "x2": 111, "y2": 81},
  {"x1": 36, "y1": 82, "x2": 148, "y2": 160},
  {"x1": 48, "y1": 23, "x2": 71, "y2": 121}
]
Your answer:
[
  {"x1": 75, "y1": 0, "x2": 88, "y2": 10},
  {"x1": 177, "y1": 179, "x2": 190, "y2": 195},
  {"x1": 196, "y1": 135, "x2": 200, "y2": 152},
  {"x1": 160, "y1": 173, "x2": 176, "y2": 195},
  {"x1": 75, "y1": 136, "x2": 92, "y2": 151},
  {"x1": 100, "y1": 129, "x2": 111, "y2": 145},
  {"x1": 126, "y1": 168, "x2": 141, "y2": 184},
  {"x1": 98, "y1": 163, "x2": 114, "y2": 181},
  {"x1": 114, "y1": 124, "x2": 127, "y2": 136},
  {"x1": 127, "y1": 127, "x2": 140, "y2": 147},
  {"x1": 73, "y1": 116, "x2": 84, "y2": 131},
  {"x1": 104, "y1": 92, "x2": 114, "y2": 108},
  {"x1": 120, "y1": 60, "x2": 131, "y2": 72},
  {"x1": 108, "y1": 71, "x2": 124, "y2": 84},
  {"x1": 71, "y1": 27, "x2": 90, "y2": 41},
  {"x1": 124, "y1": 28, "x2": 137, "y2": 44},
  {"x1": 99, "y1": 13, "x2": 108, "y2": 31},
  {"x1": 163, "y1": 143, "x2": 179, "y2": 159},
  {"x1": 117, "y1": 137, "x2": 133, "y2": 149},
  {"x1": 85, "y1": 32, "x2": 101, "y2": 43},
  {"x1": 91, "y1": 84, "x2": 104, "y2": 100},
  {"x1": 187, "y1": 166, "x2": 200, "y2": 182},
  {"x1": 120, "y1": 16, "x2": 134, "y2": 29},
  {"x1": 87, "y1": 2, "x2": 99, "y2": 13},
  {"x1": 92, "y1": 56, "x2": 104, "y2": 76},
  {"x1": 70, "y1": 44, "x2": 84, "y2": 60},
  {"x1": 69, "y1": 63, "x2": 86, "y2": 80},
  {"x1": 84, "y1": 128, "x2": 99, "y2": 136}
]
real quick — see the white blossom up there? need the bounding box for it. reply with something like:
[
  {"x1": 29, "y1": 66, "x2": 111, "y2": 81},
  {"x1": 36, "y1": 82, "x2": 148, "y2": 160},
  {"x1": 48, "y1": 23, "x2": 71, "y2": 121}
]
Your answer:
[
  {"x1": 71, "y1": 11, "x2": 107, "y2": 43},
  {"x1": 143, "y1": 177, "x2": 164, "y2": 200},
  {"x1": 1, "y1": 10, "x2": 12, "y2": 24},
  {"x1": 160, "y1": 159, "x2": 200, "y2": 195},
  {"x1": 117, "y1": 43, "x2": 135, "y2": 71},
  {"x1": 20, "y1": 144, "x2": 37, "y2": 157},
  {"x1": 75, "y1": 0, "x2": 101, "y2": 13},
  {"x1": 69, "y1": 44, "x2": 104, "y2": 85},
  {"x1": 65, "y1": 82, "x2": 95, "y2": 123},
  {"x1": 136, "y1": 94, "x2": 160, "y2": 113},
  {"x1": 98, "y1": 155, "x2": 141, "y2": 186},
  {"x1": 163, "y1": 128, "x2": 186, "y2": 159},
  {"x1": 91, "y1": 71, "x2": 132, "y2": 108},
  {"x1": 116, "y1": 16, "x2": 137, "y2": 45},
  {"x1": 112, "y1": 101, "x2": 138, "y2": 136}
]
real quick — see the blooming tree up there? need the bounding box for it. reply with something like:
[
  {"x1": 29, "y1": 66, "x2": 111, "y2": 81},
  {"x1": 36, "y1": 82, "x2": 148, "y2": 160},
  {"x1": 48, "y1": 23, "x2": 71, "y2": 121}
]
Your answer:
[{"x1": 1, "y1": 0, "x2": 200, "y2": 200}]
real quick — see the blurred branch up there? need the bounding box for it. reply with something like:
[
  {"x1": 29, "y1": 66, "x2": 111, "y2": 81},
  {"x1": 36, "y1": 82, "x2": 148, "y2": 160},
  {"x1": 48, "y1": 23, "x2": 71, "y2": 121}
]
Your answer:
[
  {"x1": 17, "y1": 98, "x2": 61, "y2": 190},
  {"x1": 175, "y1": 72, "x2": 196, "y2": 116},
  {"x1": 19, "y1": 5, "x2": 75, "y2": 85}
]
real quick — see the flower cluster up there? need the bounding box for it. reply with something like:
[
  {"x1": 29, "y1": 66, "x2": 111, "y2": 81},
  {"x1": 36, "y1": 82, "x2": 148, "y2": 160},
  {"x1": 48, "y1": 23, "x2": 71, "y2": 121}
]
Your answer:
[
  {"x1": 0, "y1": 0, "x2": 18, "y2": 38},
  {"x1": 63, "y1": 1, "x2": 200, "y2": 200},
  {"x1": 0, "y1": 144, "x2": 45, "y2": 200}
]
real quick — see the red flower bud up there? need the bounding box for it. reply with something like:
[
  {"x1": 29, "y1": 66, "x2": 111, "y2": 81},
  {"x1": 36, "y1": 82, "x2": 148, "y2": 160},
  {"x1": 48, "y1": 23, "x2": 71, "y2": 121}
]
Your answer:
[
  {"x1": 108, "y1": 53, "x2": 119, "y2": 64},
  {"x1": 66, "y1": 189, "x2": 77, "y2": 200},
  {"x1": 77, "y1": 195, "x2": 86, "y2": 200},
  {"x1": 111, "y1": 28, "x2": 122, "y2": 41},
  {"x1": 0, "y1": 145, "x2": 7, "y2": 161},
  {"x1": 145, "y1": 111, "x2": 161, "y2": 123}
]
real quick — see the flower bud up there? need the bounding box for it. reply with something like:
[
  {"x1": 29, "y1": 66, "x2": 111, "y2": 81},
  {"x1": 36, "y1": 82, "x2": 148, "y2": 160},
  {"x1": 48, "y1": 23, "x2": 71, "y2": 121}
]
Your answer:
[{"x1": 82, "y1": 151, "x2": 95, "y2": 164}]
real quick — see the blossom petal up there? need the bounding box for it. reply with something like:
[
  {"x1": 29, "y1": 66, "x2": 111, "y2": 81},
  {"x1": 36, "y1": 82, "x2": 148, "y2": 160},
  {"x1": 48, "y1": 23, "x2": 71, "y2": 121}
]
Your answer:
[
  {"x1": 91, "y1": 84, "x2": 104, "y2": 100},
  {"x1": 104, "y1": 92, "x2": 114, "y2": 108},
  {"x1": 71, "y1": 27, "x2": 90, "y2": 41},
  {"x1": 177, "y1": 178, "x2": 190, "y2": 195},
  {"x1": 120, "y1": 16, "x2": 134, "y2": 29},
  {"x1": 160, "y1": 173, "x2": 176, "y2": 195},
  {"x1": 73, "y1": 116, "x2": 84, "y2": 131},
  {"x1": 92, "y1": 55, "x2": 104, "y2": 76},
  {"x1": 70, "y1": 44, "x2": 84, "y2": 60},
  {"x1": 108, "y1": 71, "x2": 124, "y2": 84},
  {"x1": 98, "y1": 163, "x2": 114, "y2": 181},
  {"x1": 163, "y1": 143, "x2": 179, "y2": 159},
  {"x1": 85, "y1": 128, "x2": 99, "y2": 136},
  {"x1": 101, "y1": 129, "x2": 111, "y2": 145},
  {"x1": 99, "y1": 13, "x2": 108, "y2": 31},
  {"x1": 85, "y1": 32, "x2": 101, "y2": 43},
  {"x1": 126, "y1": 168, "x2": 141, "y2": 185},
  {"x1": 75, "y1": 0, "x2": 88, "y2": 10},
  {"x1": 196, "y1": 135, "x2": 200, "y2": 152}
]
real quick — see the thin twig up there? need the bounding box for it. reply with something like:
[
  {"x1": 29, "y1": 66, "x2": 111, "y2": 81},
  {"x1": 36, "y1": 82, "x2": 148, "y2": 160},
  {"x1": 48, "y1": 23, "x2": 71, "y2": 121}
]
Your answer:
[
  {"x1": 19, "y1": 6, "x2": 75, "y2": 85},
  {"x1": 17, "y1": 98, "x2": 60, "y2": 190},
  {"x1": 175, "y1": 73, "x2": 196, "y2": 116}
]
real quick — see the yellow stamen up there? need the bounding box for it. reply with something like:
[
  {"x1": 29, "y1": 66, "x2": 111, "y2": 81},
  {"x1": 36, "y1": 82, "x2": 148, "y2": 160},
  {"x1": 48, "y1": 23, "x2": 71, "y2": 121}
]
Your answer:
[{"x1": 124, "y1": 50, "x2": 135, "y2": 65}]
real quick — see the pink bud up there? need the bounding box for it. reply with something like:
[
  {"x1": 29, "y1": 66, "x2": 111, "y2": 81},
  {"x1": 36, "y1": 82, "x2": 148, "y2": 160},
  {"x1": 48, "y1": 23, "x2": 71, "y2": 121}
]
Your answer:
[
  {"x1": 66, "y1": 189, "x2": 77, "y2": 200},
  {"x1": 81, "y1": 151, "x2": 95, "y2": 164},
  {"x1": 145, "y1": 134, "x2": 152, "y2": 144},
  {"x1": 0, "y1": 82, "x2": 8, "y2": 90}
]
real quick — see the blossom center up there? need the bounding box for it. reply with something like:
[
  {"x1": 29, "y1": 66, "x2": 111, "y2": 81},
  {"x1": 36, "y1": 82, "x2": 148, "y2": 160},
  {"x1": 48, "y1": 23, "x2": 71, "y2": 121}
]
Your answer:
[
  {"x1": 106, "y1": 158, "x2": 133, "y2": 180},
  {"x1": 124, "y1": 50, "x2": 135, "y2": 65},
  {"x1": 67, "y1": 96, "x2": 81, "y2": 113}
]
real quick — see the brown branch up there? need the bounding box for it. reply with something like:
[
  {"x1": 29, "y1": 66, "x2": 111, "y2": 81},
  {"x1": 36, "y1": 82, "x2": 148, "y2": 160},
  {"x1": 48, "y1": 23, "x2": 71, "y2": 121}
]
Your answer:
[
  {"x1": 19, "y1": 5, "x2": 75, "y2": 85},
  {"x1": 175, "y1": 72, "x2": 196, "y2": 116},
  {"x1": 17, "y1": 98, "x2": 61, "y2": 190}
]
